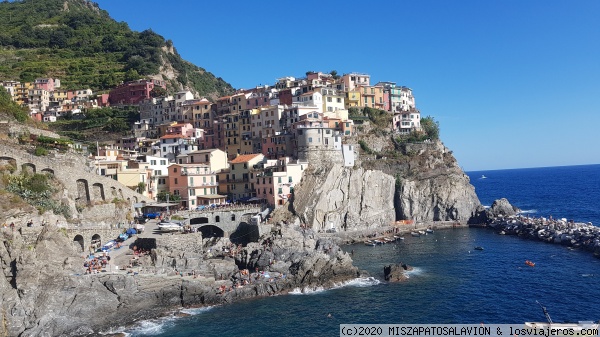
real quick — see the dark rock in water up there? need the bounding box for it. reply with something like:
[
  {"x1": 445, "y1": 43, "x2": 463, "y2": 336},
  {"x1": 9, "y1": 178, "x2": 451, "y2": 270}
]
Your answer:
[
  {"x1": 489, "y1": 198, "x2": 520, "y2": 217},
  {"x1": 468, "y1": 205, "x2": 489, "y2": 224},
  {"x1": 384, "y1": 263, "x2": 412, "y2": 282}
]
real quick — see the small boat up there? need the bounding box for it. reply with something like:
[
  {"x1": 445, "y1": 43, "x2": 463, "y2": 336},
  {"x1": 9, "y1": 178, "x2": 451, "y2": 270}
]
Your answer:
[
  {"x1": 480, "y1": 175, "x2": 487, "y2": 179},
  {"x1": 426, "y1": 228, "x2": 434, "y2": 234},
  {"x1": 384, "y1": 237, "x2": 395, "y2": 243},
  {"x1": 418, "y1": 230, "x2": 426, "y2": 235},
  {"x1": 365, "y1": 241, "x2": 376, "y2": 246},
  {"x1": 158, "y1": 222, "x2": 183, "y2": 233},
  {"x1": 394, "y1": 235, "x2": 405, "y2": 240},
  {"x1": 411, "y1": 232, "x2": 420, "y2": 237},
  {"x1": 498, "y1": 230, "x2": 506, "y2": 235},
  {"x1": 525, "y1": 301, "x2": 598, "y2": 332},
  {"x1": 474, "y1": 246, "x2": 484, "y2": 251},
  {"x1": 525, "y1": 260, "x2": 535, "y2": 267},
  {"x1": 373, "y1": 239, "x2": 384, "y2": 245}
]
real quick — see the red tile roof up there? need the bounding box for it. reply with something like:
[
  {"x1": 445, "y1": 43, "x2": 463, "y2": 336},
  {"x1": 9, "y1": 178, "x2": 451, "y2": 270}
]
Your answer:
[
  {"x1": 229, "y1": 153, "x2": 261, "y2": 164},
  {"x1": 159, "y1": 134, "x2": 184, "y2": 139}
]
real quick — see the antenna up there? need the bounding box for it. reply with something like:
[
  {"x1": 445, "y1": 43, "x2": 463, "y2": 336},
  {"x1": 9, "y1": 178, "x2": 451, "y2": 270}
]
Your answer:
[{"x1": 536, "y1": 301, "x2": 553, "y2": 324}]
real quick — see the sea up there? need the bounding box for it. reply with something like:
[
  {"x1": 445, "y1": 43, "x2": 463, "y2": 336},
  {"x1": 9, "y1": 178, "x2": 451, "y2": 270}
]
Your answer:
[{"x1": 120, "y1": 164, "x2": 600, "y2": 337}]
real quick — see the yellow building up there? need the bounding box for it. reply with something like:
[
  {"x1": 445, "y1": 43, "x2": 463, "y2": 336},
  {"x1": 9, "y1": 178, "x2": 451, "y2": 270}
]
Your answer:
[{"x1": 345, "y1": 89, "x2": 361, "y2": 109}]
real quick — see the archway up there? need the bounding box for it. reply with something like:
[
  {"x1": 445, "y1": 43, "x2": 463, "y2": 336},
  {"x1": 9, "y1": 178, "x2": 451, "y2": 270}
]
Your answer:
[
  {"x1": 92, "y1": 183, "x2": 105, "y2": 201},
  {"x1": 73, "y1": 235, "x2": 84, "y2": 252},
  {"x1": 22, "y1": 163, "x2": 36, "y2": 174},
  {"x1": 198, "y1": 225, "x2": 224, "y2": 238},
  {"x1": 41, "y1": 168, "x2": 54, "y2": 175},
  {"x1": 230, "y1": 222, "x2": 260, "y2": 244},
  {"x1": 76, "y1": 179, "x2": 90, "y2": 205},
  {"x1": 91, "y1": 234, "x2": 101, "y2": 252}
]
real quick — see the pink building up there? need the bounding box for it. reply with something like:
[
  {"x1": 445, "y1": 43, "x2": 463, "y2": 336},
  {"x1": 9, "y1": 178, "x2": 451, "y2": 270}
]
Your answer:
[
  {"x1": 108, "y1": 79, "x2": 166, "y2": 105},
  {"x1": 34, "y1": 78, "x2": 58, "y2": 92},
  {"x1": 168, "y1": 163, "x2": 222, "y2": 210}
]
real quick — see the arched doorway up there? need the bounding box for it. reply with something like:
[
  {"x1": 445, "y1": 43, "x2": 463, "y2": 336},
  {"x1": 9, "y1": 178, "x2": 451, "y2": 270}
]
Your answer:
[
  {"x1": 91, "y1": 234, "x2": 101, "y2": 252},
  {"x1": 198, "y1": 225, "x2": 224, "y2": 238},
  {"x1": 73, "y1": 235, "x2": 84, "y2": 252}
]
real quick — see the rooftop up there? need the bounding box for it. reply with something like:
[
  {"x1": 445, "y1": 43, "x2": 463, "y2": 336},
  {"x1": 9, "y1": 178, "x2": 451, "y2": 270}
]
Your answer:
[{"x1": 229, "y1": 153, "x2": 261, "y2": 164}]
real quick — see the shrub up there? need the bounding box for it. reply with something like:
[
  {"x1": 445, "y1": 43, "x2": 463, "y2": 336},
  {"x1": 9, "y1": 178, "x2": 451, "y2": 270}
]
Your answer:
[{"x1": 34, "y1": 146, "x2": 48, "y2": 156}]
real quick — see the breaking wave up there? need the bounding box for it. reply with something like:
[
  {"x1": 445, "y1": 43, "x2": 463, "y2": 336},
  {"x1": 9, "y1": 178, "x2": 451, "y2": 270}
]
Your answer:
[{"x1": 290, "y1": 276, "x2": 381, "y2": 295}]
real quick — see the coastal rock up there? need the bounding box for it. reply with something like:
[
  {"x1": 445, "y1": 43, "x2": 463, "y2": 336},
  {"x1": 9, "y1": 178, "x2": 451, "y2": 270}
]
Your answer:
[
  {"x1": 383, "y1": 263, "x2": 413, "y2": 282},
  {"x1": 292, "y1": 164, "x2": 396, "y2": 232},
  {"x1": 489, "y1": 198, "x2": 520, "y2": 217},
  {"x1": 393, "y1": 142, "x2": 481, "y2": 222},
  {"x1": 0, "y1": 223, "x2": 360, "y2": 336}
]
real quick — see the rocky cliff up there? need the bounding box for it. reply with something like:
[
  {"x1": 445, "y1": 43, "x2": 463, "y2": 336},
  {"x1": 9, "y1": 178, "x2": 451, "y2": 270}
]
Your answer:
[
  {"x1": 292, "y1": 163, "x2": 396, "y2": 232},
  {"x1": 291, "y1": 138, "x2": 481, "y2": 231}
]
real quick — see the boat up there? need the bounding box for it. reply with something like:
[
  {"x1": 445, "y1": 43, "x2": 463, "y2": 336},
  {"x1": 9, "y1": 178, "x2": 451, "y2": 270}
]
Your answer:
[
  {"x1": 364, "y1": 241, "x2": 376, "y2": 246},
  {"x1": 474, "y1": 246, "x2": 484, "y2": 251},
  {"x1": 411, "y1": 232, "x2": 420, "y2": 237},
  {"x1": 394, "y1": 235, "x2": 405, "y2": 240},
  {"x1": 480, "y1": 175, "x2": 487, "y2": 179},
  {"x1": 418, "y1": 230, "x2": 426, "y2": 235},
  {"x1": 525, "y1": 302, "x2": 599, "y2": 332},
  {"x1": 426, "y1": 228, "x2": 434, "y2": 234},
  {"x1": 373, "y1": 239, "x2": 385, "y2": 245},
  {"x1": 525, "y1": 260, "x2": 535, "y2": 267},
  {"x1": 384, "y1": 237, "x2": 395, "y2": 243},
  {"x1": 158, "y1": 222, "x2": 183, "y2": 233}
]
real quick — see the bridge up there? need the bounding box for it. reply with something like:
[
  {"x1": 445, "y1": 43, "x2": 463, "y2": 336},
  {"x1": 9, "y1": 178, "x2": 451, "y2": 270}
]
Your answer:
[
  {"x1": 0, "y1": 144, "x2": 152, "y2": 212},
  {"x1": 178, "y1": 207, "x2": 271, "y2": 242}
]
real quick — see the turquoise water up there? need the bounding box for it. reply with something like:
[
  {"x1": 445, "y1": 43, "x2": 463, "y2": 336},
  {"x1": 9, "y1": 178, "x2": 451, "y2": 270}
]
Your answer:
[{"x1": 125, "y1": 164, "x2": 600, "y2": 336}]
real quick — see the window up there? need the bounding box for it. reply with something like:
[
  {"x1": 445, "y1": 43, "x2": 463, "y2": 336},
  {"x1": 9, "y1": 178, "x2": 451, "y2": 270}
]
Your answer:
[
  {"x1": 231, "y1": 214, "x2": 236, "y2": 221},
  {"x1": 288, "y1": 176, "x2": 293, "y2": 183},
  {"x1": 278, "y1": 188, "x2": 283, "y2": 194},
  {"x1": 308, "y1": 137, "x2": 313, "y2": 143},
  {"x1": 327, "y1": 97, "x2": 332, "y2": 102},
  {"x1": 231, "y1": 164, "x2": 235, "y2": 170},
  {"x1": 278, "y1": 177, "x2": 282, "y2": 183},
  {"x1": 216, "y1": 216, "x2": 220, "y2": 222},
  {"x1": 174, "y1": 178, "x2": 178, "y2": 184},
  {"x1": 190, "y1": 189, "x2": 195, "y2": 196},
  {"x1": 173, "y1": 167, "x2": 178, "y2": 173}
]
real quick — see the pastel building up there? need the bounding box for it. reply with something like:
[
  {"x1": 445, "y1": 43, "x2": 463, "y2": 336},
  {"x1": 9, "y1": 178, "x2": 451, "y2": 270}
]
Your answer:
[
  {"x1": 255, "y1": 157, "x2": 307, "y2": 207},
  {"x1": 138, "y1": 155, "x2": 170, "y2": 200},
  {"x1": 218, "y1": 154, "x2": 265, "y2": 201},
  {"x1": 168, "y1": 163, "x2": 222, "y2": 210},
  {"x1": 342, "y1": 73, "x2": 370, "y2": 91},
  {"x1": 108, "y1": 79, "x2": 166, "y2": 105},
  {"x1": 179, "y1": 149, "x2": 229, "y2": 173}
]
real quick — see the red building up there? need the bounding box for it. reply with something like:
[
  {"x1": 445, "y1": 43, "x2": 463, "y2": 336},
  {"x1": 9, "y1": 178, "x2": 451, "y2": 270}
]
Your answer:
[{"x1": 108, "y1": 79, "x2": 166, "y2": 105}]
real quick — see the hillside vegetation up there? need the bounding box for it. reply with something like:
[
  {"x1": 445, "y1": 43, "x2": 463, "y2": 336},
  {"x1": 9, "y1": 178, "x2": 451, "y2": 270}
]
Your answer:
[{"x1": 0, "y1": 0, "x2": 234, "y2": 98}]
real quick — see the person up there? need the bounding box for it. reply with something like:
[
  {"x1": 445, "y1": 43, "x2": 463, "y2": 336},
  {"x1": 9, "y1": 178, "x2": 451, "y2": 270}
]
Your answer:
[
  {"x1": 10, "y1": 222, "x2": 14, "y2": 231},
  {"x1": 27, "y1": 219, "x2": 33, "y2": 227}
]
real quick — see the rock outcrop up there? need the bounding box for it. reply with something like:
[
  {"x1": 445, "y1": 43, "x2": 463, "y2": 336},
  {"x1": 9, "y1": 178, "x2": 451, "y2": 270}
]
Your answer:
[
  {"x1": 0, "y1": 222, "x2": 359, "y2": 336},
  {"x1": 292, "y1": 164, "x2": 396, "y2": 232},
  {"x1": 488, "y1": 198, "x2": 520, "y2": 217},
  {"x1": 383, "y1": 263, "x2": 413, "y2": 282}
]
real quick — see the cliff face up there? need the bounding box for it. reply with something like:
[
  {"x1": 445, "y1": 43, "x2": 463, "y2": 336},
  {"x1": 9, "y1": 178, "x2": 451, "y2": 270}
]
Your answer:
[
  {"x1": 393, "y1": 141, "x2": 481, "y2": 221},
  {"x1": 292, "y1": 164, "x2": 396, "y2": 231},
  {"x1": 291, "y1": 139, "x2": 481, "y2": 229}
]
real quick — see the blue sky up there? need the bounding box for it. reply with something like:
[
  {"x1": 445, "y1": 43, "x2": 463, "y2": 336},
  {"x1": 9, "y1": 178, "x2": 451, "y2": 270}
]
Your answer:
[{"x1": 94, "y1": 0, "x2": 600, "y2": 171}]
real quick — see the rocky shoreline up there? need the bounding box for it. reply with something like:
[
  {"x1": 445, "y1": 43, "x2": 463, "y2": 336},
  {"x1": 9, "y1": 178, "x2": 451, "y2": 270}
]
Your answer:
[{"x1": 0, "y1": 221, "x2": 362, "y2": 336}]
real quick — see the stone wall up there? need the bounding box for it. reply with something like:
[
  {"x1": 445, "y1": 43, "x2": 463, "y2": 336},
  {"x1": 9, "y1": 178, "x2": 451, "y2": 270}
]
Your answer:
[{"x1": 0, "y1": 143, "x2": 152, "y2": 224}]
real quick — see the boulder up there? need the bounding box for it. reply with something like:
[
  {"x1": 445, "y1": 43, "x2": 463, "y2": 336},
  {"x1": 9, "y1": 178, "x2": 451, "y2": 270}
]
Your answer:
[
  {"x1": 384, "y1": 263, "x2": 412, "y2": 282},
  {"x1": 489, "y1": 198, "x2": 520, "y2": 217}
]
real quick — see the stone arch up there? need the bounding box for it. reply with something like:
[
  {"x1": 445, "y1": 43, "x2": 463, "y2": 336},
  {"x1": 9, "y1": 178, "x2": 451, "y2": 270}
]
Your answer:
[
  {"x1": 91, "y1": 234, "x2": 101, "y2": 251},
  {"x1": 133, "y1": 196, "x2": 138, "y2": 203},
  {"x1": 0, "y1": 157, "x2": 17, "y2": 173},
  {"x1": 110, "y1": 187, "x2": 117, "y2": 198},
  {"x1": 22, "y1": 163, "x2": 36, "y2": 174},
  {"x1": 41, "y1": 168, "x2": 54, "y2": 175},
  {"x1": 73, "y1": 235, "x2": 84, "y2": 252},
  {"x1": 76, "y1": 179, "x2": 90, "y2": 205},
  {"x1": 190, "y1": 217, "x2": 210, "y2": 225},
  {"x1": 92, "y1": 183, "x2": 105, "y2": 201},
  {"x1": 198, "y1": 224, "x2": 224, "y2": 238}
]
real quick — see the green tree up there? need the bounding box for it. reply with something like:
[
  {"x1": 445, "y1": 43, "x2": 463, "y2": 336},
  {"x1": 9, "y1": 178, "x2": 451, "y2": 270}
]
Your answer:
[
  {"x1": 150, "y1": 86, "x2": 167, "y2": 98},
  {"x1": 136, "y1": 182, "x2": 146, "y2": 194},
  {"x1": 420, "y1": 116, "x2": 440, "y2": 140},
  {"x1": 124, "y1": 68, "x2": 140, "y2": 82}
]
